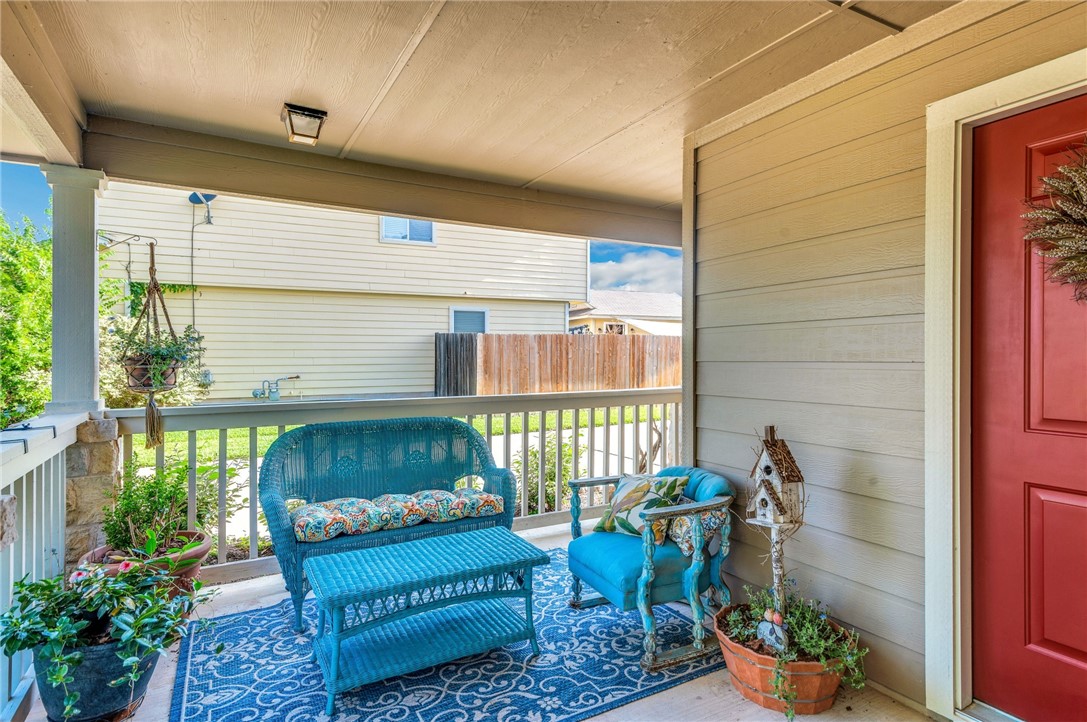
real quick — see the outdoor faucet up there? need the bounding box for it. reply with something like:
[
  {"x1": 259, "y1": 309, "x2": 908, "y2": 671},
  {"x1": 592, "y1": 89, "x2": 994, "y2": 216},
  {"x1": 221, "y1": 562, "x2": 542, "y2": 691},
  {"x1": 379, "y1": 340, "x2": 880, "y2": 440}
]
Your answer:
[{"x1": 252, "y1": 375, "x2": 300, "y2": 401}]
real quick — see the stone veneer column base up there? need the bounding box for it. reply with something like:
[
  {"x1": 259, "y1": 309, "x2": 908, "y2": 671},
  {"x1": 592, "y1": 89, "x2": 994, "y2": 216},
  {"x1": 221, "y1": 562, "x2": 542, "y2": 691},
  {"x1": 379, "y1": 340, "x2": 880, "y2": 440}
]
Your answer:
[{"x1": 65, "y1": 418, "x2": 120, "y2": 572}]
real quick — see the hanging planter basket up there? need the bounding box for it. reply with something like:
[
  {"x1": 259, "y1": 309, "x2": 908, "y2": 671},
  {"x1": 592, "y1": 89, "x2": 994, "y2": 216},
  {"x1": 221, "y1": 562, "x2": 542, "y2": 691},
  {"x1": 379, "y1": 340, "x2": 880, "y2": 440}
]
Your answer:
[
  {"x1": 118, "y1": 242, "x2": 203, "y2": 448},
  {"x1": 123, "y1": 356, "x2": 181, "y2": 392}
]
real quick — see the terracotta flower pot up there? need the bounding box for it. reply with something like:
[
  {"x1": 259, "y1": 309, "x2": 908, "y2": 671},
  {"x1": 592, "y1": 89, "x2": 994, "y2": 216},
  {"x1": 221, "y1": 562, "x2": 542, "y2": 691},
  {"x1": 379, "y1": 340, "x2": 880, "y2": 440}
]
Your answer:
[
  {"x1": 123, "y1": 355, "x2": 180, "y2": 392},
  {"x1": 79, "y1": 530, "x2": 213, "y2": 597},
  {"x1": 714, "y1": 605, "x2": 843, "y2": 715}
]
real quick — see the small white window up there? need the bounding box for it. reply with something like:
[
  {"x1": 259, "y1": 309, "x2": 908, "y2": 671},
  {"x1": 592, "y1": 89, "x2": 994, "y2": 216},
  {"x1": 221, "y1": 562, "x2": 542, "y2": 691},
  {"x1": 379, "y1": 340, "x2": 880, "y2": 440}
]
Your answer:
[
  {"x1": 450, "y1": 307, "x2": 488, "y2": 334},
  {"x1": 380, "y1": 216, "x2": 434, "y2": 244},
  {"x1": 604, "y1": 322, "x2": 626, "y2": 335}
]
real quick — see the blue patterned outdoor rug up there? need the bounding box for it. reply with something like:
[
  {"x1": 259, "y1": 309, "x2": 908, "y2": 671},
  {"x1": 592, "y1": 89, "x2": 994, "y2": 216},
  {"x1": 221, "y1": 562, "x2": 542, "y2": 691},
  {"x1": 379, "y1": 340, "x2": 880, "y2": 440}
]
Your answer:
[{"x1": 170, "y1": 549, "x2": 725, "y2": 722}]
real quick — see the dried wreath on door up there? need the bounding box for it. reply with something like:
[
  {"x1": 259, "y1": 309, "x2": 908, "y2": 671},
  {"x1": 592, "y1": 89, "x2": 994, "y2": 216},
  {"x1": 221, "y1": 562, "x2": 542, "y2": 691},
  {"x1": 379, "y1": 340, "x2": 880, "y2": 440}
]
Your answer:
[{"x1": 1022, "y1": 145, "x2": 1087, "y2": 303}]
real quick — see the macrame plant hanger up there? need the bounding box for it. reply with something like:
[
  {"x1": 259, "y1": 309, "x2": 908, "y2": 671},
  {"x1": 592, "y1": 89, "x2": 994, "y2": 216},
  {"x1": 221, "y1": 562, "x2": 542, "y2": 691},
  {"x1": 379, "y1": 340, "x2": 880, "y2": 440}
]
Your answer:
[{"x1": 120, "y1": 241, "x2": 177, "y2": 448}]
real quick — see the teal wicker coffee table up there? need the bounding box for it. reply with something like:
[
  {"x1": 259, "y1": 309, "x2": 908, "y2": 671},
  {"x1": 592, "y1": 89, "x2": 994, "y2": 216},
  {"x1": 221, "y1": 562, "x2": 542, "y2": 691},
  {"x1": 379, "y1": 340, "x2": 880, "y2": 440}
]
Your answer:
[{"x1": 303, "y1": 526, "x2": 551, "y2": 715}]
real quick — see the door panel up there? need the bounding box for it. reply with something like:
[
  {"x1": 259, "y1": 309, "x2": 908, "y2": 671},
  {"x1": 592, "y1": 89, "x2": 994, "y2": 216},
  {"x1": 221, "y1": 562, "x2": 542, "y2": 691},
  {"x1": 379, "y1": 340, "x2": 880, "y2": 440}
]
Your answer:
[{"x1": 971, "y1": 94, "x2": 1087, "y2": 721}]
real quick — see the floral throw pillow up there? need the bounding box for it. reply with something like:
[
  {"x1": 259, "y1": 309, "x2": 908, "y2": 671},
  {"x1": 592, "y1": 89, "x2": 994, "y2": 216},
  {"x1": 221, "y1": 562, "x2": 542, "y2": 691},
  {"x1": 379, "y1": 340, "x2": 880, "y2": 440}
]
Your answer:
[
  {"x1": 667, "y1": 496, "x2": 731, "y2": 556},
  {"x1": 594, "y1": 474, "x2": 689, "y2": 543}
]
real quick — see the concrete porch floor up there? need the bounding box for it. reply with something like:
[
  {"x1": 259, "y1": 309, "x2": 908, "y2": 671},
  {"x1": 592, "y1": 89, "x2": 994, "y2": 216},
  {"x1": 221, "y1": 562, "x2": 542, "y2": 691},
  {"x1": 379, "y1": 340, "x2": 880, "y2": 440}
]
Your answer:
[{"x1": 27, "y1": 524, "x2": 926, "y2": 722}]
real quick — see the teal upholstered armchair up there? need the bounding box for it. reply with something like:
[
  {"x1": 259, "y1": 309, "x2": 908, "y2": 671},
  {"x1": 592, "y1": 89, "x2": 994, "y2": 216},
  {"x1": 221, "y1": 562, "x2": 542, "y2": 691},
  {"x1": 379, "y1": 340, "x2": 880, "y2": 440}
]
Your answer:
[{"x1": 567, "y1": 466, "x2": 734, "y2": 672}]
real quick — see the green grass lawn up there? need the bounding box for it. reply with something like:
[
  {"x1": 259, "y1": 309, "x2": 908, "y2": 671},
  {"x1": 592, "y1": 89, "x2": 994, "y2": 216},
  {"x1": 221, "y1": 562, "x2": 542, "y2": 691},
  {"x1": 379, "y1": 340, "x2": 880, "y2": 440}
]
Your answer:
[{"x1": 129, "y1": 406, "x2": 667, "y2": 467}]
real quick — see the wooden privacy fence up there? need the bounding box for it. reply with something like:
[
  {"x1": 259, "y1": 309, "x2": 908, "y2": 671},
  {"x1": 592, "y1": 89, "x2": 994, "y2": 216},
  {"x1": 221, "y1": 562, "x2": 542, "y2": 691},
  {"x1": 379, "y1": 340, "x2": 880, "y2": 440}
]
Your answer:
[{"x1": 435, "y1": 333, "x2": 681, "y2": 395}]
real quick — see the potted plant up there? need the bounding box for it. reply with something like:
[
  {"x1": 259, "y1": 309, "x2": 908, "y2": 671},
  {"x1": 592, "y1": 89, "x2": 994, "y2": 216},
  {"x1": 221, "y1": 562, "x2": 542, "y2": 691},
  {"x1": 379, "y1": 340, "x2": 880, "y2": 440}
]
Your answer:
[
  {"x1": 714, "y1": 582, "x2": 869, "y2": 719},
  {"x1": 79, "y1": 462, "x2": 213, "y2": 594},
  {"x1": 0, "y1": 562, "x2": 215, "y2": 721},
  {"x1": 120, "y1": 326, "x2": 203, "y2": 392}
]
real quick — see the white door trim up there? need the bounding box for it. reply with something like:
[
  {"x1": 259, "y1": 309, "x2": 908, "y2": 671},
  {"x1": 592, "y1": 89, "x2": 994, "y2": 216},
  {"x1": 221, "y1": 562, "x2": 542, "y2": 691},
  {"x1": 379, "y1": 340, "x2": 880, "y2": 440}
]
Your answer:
[{"x1": 923, "y1": 48, "x2": 1087, "y2": 720}]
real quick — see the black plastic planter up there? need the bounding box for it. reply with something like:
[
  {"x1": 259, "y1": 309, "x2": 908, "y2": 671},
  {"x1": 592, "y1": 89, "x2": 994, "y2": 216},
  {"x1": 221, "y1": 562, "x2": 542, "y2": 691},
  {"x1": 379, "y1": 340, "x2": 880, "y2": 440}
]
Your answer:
[{"x1": 34, "y1": 641, "x2": 158, "y2": 722}]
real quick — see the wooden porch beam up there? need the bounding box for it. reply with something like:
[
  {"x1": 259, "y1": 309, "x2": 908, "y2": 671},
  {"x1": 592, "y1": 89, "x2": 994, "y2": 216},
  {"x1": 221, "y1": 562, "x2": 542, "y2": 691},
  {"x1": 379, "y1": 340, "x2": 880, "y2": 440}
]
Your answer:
[
  {"x1": 821, "y1": 0, "x2": 903, "y2": 36},
  {"x1": 0, "y1": 1, "x2": 85, "y2": 164},
  {"x1": 82, "y1": 116, "x2": 681, "y2": 246}
]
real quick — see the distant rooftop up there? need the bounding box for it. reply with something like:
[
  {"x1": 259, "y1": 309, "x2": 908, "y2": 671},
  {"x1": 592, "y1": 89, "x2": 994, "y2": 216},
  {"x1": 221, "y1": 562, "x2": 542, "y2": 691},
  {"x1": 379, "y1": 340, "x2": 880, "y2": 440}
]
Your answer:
[{"x1": 570, "y1": 289, "x2": 682, "y2": 320}]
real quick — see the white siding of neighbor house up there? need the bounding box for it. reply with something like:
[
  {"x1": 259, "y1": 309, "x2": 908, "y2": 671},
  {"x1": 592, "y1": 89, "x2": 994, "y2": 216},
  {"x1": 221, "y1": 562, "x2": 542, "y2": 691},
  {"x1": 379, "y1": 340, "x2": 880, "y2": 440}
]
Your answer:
[
  {"x1": 97, "y1": 182, "x2": 588, "y2": 302},
  {"x1": 689, "y1": 2, "x2": 1085, "y2": 706},
  {"x1": 154, "y1": 286, "x2": 567, "y2": 401}
]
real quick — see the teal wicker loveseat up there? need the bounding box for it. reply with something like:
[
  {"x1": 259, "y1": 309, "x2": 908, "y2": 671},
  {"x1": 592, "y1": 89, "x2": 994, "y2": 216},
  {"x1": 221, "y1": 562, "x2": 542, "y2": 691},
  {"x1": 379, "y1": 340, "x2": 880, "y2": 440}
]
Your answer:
[{"x1": 259, "y1": 417, "x2": 516, "y2": 631}]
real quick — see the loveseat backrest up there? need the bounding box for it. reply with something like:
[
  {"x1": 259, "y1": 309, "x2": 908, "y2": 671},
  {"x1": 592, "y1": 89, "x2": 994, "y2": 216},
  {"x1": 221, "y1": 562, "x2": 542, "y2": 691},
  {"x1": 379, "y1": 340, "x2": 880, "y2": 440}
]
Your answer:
[
  {"x1": 260, "y1": 417, "x2": 495, "y2": 503},
  {"x1": 657, "y1": 465, "x2": 733, "y2": 503}
]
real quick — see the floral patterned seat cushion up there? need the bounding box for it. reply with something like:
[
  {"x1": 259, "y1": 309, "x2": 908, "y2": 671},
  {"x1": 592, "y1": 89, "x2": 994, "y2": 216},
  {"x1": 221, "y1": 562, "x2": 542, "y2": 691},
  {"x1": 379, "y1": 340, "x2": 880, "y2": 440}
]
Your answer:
[
  {"x1": 594, "y1": 474, "x2": 689, "y2": 543},
  {"x1": 666, "y1": 496, "x2": 729, "y2": 556},
  {"x1": 453, "y1": 487, "x2": 504, "y2": 517},
  {"x1": 412, "y1": 488, "x2": 505, "y2": 522},
  {"x1": 291, "y1": 488, "x2": 506, "y2": 542},
  {"x1": 290, "y1": 498, "x2": 390, "y2": 542},
  {"x1": 413, "y1": 489, "x2": 464, "y2": 522},
  {"x1": 373, "y1": 494, "x2": 428, "y2": 529}
]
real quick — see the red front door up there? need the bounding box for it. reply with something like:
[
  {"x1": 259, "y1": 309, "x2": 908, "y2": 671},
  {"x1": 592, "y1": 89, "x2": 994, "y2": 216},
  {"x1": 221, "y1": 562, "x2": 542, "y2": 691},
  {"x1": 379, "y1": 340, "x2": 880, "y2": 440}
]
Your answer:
[{"x1": 972, "y1": 94, "x2": 1087, "y2": 721}]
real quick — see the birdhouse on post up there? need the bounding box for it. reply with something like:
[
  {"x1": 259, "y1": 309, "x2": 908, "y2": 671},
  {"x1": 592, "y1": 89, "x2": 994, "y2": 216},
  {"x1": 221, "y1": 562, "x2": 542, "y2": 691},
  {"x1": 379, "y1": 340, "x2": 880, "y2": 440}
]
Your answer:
[
  {"x1": 746, "y1": 425, "x2": 804, "y2": 527},
  {"x1": 745, "y1": 426, "x2": 806, "y2": 653}
]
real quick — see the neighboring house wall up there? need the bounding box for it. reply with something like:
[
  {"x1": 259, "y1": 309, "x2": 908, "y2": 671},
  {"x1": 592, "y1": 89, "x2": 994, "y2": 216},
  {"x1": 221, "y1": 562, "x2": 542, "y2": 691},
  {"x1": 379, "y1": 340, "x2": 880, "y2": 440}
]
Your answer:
[
  {"x1": 572, "y1": 317, "x2": 682, "y2": 336},
  {"x1": 98, "y1": 182, "x2": 588, "y2": 301},
  {"x1": 159, "y1": 287, "x2": 566, "y2": 400},
  {"x1": 689, "y1": 2, "x2": 1085, "y2": 706},
  {"x1": 577, "y1": 317, "x2": 643, "y2": 335},
  {"x1": 98, "y1": 182, "x2": 584, "y2": 400}
]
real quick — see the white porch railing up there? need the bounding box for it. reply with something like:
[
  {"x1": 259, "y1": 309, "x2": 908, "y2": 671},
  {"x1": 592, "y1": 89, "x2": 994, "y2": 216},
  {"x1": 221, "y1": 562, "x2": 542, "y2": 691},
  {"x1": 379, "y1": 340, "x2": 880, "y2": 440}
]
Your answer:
[
  {"x1": 0, "y1": 413, "x2": 84, "y2": 722},
  {"x1": 107, "y1": 388, "x2": 681, "y2": 583}
]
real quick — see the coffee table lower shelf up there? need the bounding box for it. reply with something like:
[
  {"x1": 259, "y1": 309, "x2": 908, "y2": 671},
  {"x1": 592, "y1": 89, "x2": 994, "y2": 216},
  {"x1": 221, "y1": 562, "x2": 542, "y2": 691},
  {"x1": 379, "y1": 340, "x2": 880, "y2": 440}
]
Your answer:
[{"x1": 314, "y1": 598, "x2": 534, "y2": 710}]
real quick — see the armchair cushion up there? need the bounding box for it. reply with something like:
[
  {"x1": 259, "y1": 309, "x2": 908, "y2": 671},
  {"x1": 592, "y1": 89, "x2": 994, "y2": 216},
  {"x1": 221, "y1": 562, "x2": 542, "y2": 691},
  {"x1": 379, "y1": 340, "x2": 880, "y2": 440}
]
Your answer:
[
  {"x1": 568, "y1": 532, "x2": 711, "y2": 611},
  {"x1": 594, "y1": 474, "x2": 689, "y2": 543},
  {"x1": 667, "y1": 496, "x2": 729, "y2": 556}
]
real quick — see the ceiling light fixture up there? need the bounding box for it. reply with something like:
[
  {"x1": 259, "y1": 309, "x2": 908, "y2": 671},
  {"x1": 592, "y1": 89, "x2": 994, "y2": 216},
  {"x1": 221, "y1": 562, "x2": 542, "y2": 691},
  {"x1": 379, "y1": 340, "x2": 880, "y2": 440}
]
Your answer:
[{"x1": 281, "y1": 103, "x2": 327, "y2": 146}]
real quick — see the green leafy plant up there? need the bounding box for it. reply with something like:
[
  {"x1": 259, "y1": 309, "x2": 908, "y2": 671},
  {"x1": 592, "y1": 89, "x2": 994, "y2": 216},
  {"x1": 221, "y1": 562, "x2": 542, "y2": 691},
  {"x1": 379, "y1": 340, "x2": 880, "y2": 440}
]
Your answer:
[
  {"x1": 103, "y1": 462, "x2": 189, "y2": 553},
  {"x1": 103, "y1": 460, "x2": 245, "y2": 555},
  {"x1": 512, "y1": 432, "x2": 585, "y2": 515},
  {"x1": 722, "y1": 581, "x2": 869, "y2": 720},
  {"x1": 118, "y1": 323, "x2": 204, "y2": 391},
  {"x1": 0, "y1": 560, "x2": 217, "y2": 720},
  {"x1": 99, "y1": 277, "x2": 211, "y2": 408}
]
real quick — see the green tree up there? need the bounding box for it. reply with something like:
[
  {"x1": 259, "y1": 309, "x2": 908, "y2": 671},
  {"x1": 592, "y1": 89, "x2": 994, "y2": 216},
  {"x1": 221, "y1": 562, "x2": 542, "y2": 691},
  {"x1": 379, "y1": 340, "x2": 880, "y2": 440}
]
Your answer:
[
  {"x1": 0, "y1": 209, "x2": 210, "y2": 422},
  {"x1": 0, "y1": 212, "x2": 52, "y2": 422}
]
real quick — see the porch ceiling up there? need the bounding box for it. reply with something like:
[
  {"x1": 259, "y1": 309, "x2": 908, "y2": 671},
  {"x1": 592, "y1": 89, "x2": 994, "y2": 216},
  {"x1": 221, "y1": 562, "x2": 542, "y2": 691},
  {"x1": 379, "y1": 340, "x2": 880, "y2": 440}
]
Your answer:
[{"x1": 23, "y1": 0, "x2": 953, "y2": 209}]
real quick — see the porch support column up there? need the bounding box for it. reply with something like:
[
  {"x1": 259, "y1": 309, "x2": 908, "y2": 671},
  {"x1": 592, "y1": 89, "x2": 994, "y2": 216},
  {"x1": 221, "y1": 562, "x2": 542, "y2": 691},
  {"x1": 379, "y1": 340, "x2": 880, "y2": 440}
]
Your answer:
[{"x1": 41, "y1": 164, "x2": 108, "y2": 414}]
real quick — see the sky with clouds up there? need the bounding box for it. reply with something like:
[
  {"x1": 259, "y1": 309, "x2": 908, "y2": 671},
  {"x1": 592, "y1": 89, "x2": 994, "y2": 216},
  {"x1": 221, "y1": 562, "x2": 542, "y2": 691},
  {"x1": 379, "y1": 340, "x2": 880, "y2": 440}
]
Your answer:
[
  {"x1": 1, "y1": 161, "x2": 682, "y2": 294},
  {"x1": 589, "y1": 241, "x2": 682, "y2": 294}
]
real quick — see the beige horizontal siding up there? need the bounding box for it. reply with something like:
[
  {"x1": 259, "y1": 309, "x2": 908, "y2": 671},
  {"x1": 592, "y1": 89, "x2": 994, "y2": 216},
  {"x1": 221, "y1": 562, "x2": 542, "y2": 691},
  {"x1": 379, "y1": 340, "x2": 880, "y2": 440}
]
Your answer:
[
  {"x1": 691, "y1": 1, "x2": 1086, "y2": 704},
  {"x1": 98, "y1": 182, "x2": 588, "y2": 302},
  {"x1": 154, "y1": 286, "x2": 566, "y2": 401}
]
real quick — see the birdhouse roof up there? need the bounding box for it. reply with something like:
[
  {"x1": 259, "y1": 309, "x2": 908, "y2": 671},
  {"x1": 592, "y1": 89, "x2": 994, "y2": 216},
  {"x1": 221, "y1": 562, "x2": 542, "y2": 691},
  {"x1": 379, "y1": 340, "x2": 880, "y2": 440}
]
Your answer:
[
  {"x1": 747, "y1": 477, "x2": 788, "y2": 516},
  {"x1": 749, "y1": 426, "x2": 805, "y2": 484}
]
